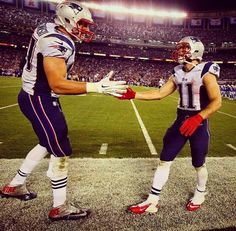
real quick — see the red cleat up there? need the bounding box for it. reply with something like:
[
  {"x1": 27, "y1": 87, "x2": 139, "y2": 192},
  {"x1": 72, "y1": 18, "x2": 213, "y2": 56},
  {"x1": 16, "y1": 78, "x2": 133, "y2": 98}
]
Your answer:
[
  {"x1": 49, "y1": 202, "x2": 90, "y2": 221},
  {"x1": 186, "y1": 201, "x2": 201, "y2": 211},
  {"x1": 186, "y1": 190, "x2": 207, "y2": 211},
  {"x1": 128, "y1": 202, "x2": 159, "y2": 214},
  {"x1": 0, "y1": 184, "x2": 37, "y2": 201}
]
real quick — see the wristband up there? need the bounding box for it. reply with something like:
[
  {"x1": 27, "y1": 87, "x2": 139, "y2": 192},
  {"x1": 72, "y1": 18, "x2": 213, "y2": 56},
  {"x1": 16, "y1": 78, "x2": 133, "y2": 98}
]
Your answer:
[{"x1": 86, "y1": 82, "x2": 97, "y2": 93}]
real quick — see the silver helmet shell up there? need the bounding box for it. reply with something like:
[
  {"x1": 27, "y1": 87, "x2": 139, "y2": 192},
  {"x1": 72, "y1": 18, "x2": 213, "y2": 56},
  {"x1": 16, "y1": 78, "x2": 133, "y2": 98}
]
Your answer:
[{"x1": 54, "y1": 1, "x2": 95, "y2": 42}]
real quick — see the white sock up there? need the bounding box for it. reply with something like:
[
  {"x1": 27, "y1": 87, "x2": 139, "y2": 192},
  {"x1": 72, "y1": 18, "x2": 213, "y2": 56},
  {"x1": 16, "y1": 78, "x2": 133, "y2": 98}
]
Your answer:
[
  {"x1": 10, "y1": 144, "x2": 48, "y2": 186},
  {"x1": 145, "y1": 194, "x2": 160, "y2": 206},
  {"x1": 51, "y1": 177, "x2": 67, "y2": 207},
  {"x1": 196, "y1": 164, "x2": 208, "y2": 192},
  {"x1": 148, "y1": 161, "x2": 172, "y2": 204}
]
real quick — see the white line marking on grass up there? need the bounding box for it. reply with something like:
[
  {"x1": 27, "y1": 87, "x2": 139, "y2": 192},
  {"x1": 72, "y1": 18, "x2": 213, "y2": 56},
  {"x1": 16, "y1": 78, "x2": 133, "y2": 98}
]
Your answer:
[
  {"x1": 0, "y1": 142, "x2": 3, "y2": 144},
  {"x1": 217, "y1": 111, "x2": 236, "y2": 119},
  {"x1": 130, "y1": 100, "x2": 158, "y2": 155},
  {"x1": 0, "y1": 86, "x2": 20, "y2": 88},
  {"x1": 0, "y1": 103, "x2": 18, "y2": 110},
  {"x1": 226, "y1": 144, "x2": 236, "y2": 151},
  {"x1": 77, "y1": 95, "x2": 103, "y2": 97},
  {"x1": 223, "y1": 101, "x2": 236, "y2": 106},
  {"x1": 99, "y1": 143, "x2": 108, "y2": 155}
]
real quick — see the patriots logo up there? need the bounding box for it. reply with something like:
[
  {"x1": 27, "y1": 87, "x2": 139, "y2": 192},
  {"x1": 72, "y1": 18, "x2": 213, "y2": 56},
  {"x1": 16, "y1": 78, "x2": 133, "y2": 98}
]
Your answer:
[
  {"x1": 213, "y1": 65, "x2": 219, "y2": 72},
  {"x1": 50, "y1": 41, "x2": 68, "y2": 55},
  {"x1": 67, "y1": 2, "x2": 83, "y2": 15},
  {"x1": 190, "y1": 37, "x2": 200, "y2": 44}
]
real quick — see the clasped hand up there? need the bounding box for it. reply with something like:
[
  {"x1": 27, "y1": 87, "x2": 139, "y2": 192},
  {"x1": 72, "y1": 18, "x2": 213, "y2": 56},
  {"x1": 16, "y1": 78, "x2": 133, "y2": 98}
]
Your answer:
[{"x1": 96, "y1": 71, "x2": 127, "y2": 97}]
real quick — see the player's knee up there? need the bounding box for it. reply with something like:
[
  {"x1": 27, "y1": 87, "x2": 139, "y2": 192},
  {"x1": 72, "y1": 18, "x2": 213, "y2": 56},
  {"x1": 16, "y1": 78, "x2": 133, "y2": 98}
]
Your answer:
[
  {"x1": 47, "y1": 155, "x2": 69, "y2": 179},
  {"x1": 192, "y1": 156, "x2": 207, "y2": 168},
  {"x1": 62, "y1": 144, "x2": 72, "y2": 156},
  {"x1": 195, "y1": 164, "x2": 208, "y2": 174},
  {"x1": 195, "y1": 163, "x2": 206, "y2": 170},
  {"x1": 47, "y1": 139, "x2": 72, "y2": 157}
]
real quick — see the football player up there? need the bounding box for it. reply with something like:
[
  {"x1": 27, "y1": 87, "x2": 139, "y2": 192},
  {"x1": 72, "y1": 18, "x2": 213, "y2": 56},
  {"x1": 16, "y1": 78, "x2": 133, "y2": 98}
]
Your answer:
[
  {"x1": 0, "y1": 1, "x2": 126, "y2": 221},
  {"x1": 118, "y1": 36, "x2": 222, "y2": 213}
]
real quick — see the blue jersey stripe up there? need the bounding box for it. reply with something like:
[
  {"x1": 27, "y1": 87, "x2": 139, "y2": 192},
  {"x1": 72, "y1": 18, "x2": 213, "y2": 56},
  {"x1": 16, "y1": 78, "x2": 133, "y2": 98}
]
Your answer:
[
  {"x1": 201, "y1": 62, "x2": 213, "y2": 78},
  {"x1": 44, "y1": 34, "x2": 75, "y2": 50}
]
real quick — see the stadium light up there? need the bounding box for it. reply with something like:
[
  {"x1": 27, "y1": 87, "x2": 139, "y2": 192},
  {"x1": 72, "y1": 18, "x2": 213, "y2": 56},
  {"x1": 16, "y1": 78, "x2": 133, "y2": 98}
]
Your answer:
[
  {"x1": 46, "y1": 1, "x2": 187, "y2": 18},
  {"x1": 94, "y1": 53, "x2": 106, "y2": 56},
  {"x1": 82, "y1": 2, "x2": 187, "y2": 18}
]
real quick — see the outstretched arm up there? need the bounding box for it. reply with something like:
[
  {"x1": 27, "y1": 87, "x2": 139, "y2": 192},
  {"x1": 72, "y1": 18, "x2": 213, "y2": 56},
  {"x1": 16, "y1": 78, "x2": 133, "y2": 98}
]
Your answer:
[
  {"x1": 119, "y1": 76, "x2": 177, "y2": 100},
  {"x1": 44, "y1": 56, "x2": 87, "y2": 95},
  {"x1": 44, "y1": 57, "x2": 126, "y2": 95},
  {"x1": 136, "y1": 77, "x2": 177, "y2": 100}
]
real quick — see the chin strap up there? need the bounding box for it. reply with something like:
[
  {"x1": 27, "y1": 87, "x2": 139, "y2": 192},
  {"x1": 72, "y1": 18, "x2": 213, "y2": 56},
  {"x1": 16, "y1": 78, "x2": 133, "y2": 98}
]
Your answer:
[
  {"x1": 184, "y1": 60, "x2": 196, "y2": 66},
  {"x1": 183, "y1": 59, "x2": 202, "y2": 71}
]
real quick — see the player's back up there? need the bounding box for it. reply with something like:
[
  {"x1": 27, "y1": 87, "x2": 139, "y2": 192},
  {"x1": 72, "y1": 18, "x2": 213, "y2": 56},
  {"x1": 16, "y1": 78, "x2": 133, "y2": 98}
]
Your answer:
[{"x1": 21, "y1": 22, "x2": 75, "y2": 96}]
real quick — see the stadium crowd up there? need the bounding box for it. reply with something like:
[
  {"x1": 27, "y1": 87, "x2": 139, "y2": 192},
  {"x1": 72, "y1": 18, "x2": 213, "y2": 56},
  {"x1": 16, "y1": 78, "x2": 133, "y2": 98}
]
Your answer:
[
  {"x1": 0, "y1": 3, "x2": 235, "y2": 97},
  {"x1": 1, "y1": 4, "x2": 236, "y2": 47},
  {"x1": 0, "y1": 46, "x2": 235, "y2": 85}
]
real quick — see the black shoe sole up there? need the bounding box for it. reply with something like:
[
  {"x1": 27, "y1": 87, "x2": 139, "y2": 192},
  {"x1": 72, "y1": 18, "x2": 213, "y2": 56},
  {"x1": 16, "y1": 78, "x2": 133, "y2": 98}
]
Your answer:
[
  {"x1": 49, "y1": 211, "x2": 91, "y2": 221},
  {"x1": 0, "y1": 191, "x2": 37, "y2": 201}
]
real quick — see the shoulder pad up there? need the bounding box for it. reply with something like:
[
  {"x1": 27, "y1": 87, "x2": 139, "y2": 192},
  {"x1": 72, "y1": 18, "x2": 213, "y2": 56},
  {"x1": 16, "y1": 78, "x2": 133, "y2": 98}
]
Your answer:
[
  {"x1": 39, "y1": 33, "x2": 74, "y2": 59},
  {"x1": 208, "y1": 63, "x2": 220, "y2": 78},
  {"x1": 173, "y1": 64, "x2": 183, "y2": 75},
  {"x1": 201, "y1": 62, "x2": 220, "y2": 78}
]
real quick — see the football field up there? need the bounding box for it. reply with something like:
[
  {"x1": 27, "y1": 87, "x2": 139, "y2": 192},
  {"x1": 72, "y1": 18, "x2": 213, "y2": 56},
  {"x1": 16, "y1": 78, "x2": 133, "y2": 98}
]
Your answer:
[
  {"x1": 0, "y1": 77, "x2": 236, "y2": 231},
  {"x1": 0, "y1": 77, "x2": 235, "y2": 159}
]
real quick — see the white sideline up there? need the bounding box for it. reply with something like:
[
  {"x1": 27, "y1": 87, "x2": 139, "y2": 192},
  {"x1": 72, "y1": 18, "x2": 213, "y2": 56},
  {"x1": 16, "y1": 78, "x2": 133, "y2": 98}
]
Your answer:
[
  {"x1": 226, "y1": 144, "x2": 236, "y2": 151},
  {"x1": 0, "y1": 103, "x2": 18, "y2": 110},
  {"x1": 217, "y1": 111, "x2": 236, "y2": 119},
  {"x1": 0, "y1": 86, "x2": 20, "y2": 88},
  {"x1": 130, "y1": 100, "x2": 158, "y2": 155},
  {"x1": 99, "y1": 143, "x2": 108, "y2": 155}
]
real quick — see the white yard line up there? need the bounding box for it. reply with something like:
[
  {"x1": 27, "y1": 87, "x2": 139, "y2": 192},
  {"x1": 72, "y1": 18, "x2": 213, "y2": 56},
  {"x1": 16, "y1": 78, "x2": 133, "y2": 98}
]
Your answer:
[
  {"x1": 0, "y1": 103, "x2": 18, "y2": 110},
  {"x1": 0, "y1": 86, "x2": 21, "y2": 88},
  {"x1": 226, "y1": 144, "x2": 236, "y2": 151},
  {"x1": 130, "y1": 100, "x2": 158, "y2": 155},
  {"x1": 217, "y1": 111, "x2": 236, "y2": 119},
  {"x1": 99, "y1": 143, "x2": 108, "y2": 155},
  {"x1": 77, "y1": 95, "x2": 103, "y2": 97}
]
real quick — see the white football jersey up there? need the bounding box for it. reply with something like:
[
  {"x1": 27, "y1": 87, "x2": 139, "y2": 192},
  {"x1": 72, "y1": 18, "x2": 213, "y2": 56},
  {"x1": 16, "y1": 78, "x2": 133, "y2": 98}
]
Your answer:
[
  {"x1": 22, "y1": 23, "x2": 75, "y2": 96},
  {"x1": 172, "y1": 62, "x2": 220, "y2": 111}
]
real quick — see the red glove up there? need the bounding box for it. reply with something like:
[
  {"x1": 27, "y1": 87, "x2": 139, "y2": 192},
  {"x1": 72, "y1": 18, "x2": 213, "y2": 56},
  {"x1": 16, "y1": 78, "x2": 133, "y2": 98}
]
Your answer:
[
  {"x1": 179, "y1": 114, "x2": 203, "y2": 137},
  {"x1": 118, "y1": 87, "x2": 136, "y2": 100}
]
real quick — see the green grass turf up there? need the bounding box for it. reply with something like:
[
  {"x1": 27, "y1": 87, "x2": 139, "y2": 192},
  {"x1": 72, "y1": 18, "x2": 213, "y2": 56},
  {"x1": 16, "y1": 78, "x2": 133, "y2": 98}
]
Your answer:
[{"x1": 0, "y1": 77, "x2": 235, "y2": 158}]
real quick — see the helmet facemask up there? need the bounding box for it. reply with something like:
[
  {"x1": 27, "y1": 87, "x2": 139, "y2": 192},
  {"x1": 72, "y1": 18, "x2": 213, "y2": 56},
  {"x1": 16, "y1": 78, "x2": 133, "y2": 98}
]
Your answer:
[
  {"x1": 70, "y1": 19, "x2": 95, "y2": 43},
  {"x1": 172, "y1": 42, "x2": 192, "y2": 64}
]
